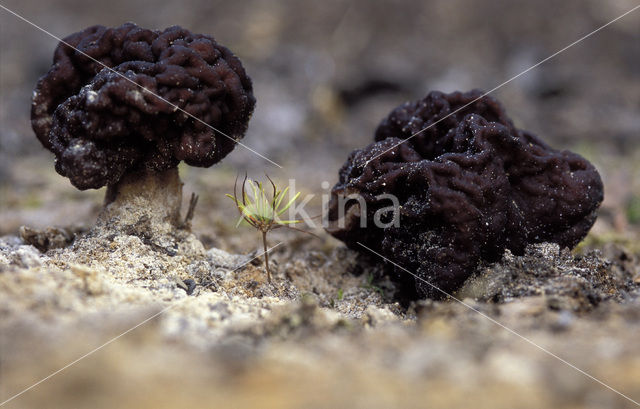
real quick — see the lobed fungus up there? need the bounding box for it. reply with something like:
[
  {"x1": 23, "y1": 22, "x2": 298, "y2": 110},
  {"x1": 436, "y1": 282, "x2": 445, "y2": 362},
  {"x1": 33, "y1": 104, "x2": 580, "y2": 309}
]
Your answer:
[
  {"x1": 327, "y1": 90, "x2": 604, "y2": 299},
  {"x1": 31, "y1": 22, "x2": 255, "y2": 229}
]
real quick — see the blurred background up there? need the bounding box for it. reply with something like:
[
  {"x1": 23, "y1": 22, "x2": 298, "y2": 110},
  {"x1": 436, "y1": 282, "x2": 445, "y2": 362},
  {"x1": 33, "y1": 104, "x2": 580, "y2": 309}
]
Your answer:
[{"x1": 1, "y1": 0, "x2": 639, "y2": 247}]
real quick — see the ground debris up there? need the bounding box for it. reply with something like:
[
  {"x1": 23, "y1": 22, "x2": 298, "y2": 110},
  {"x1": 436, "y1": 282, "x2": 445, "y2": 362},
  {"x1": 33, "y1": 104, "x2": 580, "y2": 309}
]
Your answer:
[
  {"x1": 456, "y1": 243, "x2": 638, "y2": 311},
  {"x1": 19, "y1": 225, "x2": 79, "y2": 252}
]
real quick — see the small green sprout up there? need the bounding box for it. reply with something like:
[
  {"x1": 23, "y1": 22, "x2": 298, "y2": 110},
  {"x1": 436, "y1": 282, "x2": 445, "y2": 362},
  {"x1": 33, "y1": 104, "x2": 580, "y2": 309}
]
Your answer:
[
  {"x1": 226, "y1": 174, "x2": 310, "y2": 283},
  {"x1": 360, "y1": 273, "x2": 384, "y2": 296},
  {"x1": 627, "y1": 195, "x2": 640, "y2": 225}
]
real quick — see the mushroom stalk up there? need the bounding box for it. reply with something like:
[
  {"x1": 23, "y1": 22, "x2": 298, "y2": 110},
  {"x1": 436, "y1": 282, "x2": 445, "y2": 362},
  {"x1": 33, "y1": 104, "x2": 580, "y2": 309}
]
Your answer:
[{"x1": 100, "y1": 167, "x2": 183, "y2": 231}]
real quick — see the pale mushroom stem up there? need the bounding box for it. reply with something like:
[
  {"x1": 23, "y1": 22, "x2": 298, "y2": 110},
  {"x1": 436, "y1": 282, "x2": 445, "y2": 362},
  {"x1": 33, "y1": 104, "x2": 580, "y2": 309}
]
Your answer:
[{"x1": 100, "y1": 167, "x2": 183, "y2": 231}]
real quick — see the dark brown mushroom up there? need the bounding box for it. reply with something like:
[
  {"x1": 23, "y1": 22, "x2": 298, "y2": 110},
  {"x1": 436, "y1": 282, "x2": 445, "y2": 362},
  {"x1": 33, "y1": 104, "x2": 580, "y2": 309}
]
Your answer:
[
  {"x1": 327, "y1": 90, "x2": 604, "y2": 299},
  {"x1": 32, "y1": 23, "x2": 255, "y2": 228}
]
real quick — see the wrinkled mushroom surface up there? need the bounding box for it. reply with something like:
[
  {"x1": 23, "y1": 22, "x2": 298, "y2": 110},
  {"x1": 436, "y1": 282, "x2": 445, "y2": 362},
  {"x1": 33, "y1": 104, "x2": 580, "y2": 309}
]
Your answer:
[
  {"x1": 327, "y1": 90, "x2": 604, "y2": 299},
  {"x1": 32, "y1": 22, "x2": 255, "y2": 190}
]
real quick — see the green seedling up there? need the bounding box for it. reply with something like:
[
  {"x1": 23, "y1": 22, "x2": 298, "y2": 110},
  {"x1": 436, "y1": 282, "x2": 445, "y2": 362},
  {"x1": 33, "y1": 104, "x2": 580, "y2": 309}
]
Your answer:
[
  {"x1": 360, "y1": 273, "x2": 384, "y2": 296},
  {"x1": 226, "y1": 174, "x2": 311, "y2": 283},
  {"x1": 627, "y1": 195, "x2": 640, "y2": 225}
]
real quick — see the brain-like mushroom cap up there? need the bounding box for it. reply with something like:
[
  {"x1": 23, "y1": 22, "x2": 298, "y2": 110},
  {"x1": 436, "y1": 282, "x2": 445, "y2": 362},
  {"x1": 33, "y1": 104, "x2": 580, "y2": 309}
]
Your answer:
[
  {"x1": 327, "y1": 90, "x2": 604, "y2": 299},
  {"x1": 32, "y1": 23, "x2": 255, "y2": 189}
]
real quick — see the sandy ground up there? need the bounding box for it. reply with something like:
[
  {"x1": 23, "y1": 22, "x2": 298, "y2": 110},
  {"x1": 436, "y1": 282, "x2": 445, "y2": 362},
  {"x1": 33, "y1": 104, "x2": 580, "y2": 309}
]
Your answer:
[
  {"x1": 1, "y1": 0, "x2": 640, "y2": 408},
  {"x1": 1, "y1": 161, "x2": 639, "y2": 409}
]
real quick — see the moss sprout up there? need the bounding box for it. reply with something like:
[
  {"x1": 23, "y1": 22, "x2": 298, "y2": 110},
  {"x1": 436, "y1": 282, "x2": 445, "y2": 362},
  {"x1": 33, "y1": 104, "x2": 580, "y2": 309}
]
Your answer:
[{"x1": 227, "y1": 174, "x2": 309, "y2": 282}]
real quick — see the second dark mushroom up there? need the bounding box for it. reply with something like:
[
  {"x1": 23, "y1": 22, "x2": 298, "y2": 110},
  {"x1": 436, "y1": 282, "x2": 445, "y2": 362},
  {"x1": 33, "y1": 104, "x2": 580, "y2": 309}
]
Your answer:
[{"x1": 327, "y1": 90, "x2": 604, "y2": 299}]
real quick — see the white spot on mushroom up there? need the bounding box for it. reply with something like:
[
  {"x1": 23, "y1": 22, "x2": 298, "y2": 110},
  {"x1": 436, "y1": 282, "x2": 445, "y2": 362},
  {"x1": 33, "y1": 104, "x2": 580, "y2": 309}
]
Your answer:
[{"x1": 86, "y1": 91, "x2": 98, "y2": 104}]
